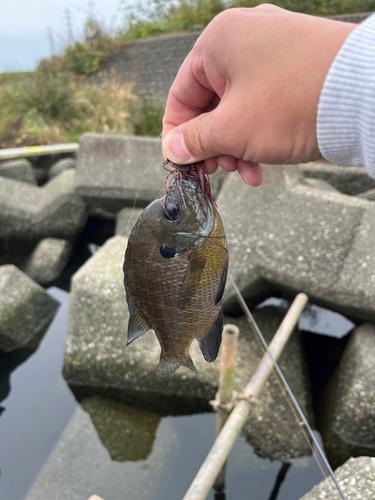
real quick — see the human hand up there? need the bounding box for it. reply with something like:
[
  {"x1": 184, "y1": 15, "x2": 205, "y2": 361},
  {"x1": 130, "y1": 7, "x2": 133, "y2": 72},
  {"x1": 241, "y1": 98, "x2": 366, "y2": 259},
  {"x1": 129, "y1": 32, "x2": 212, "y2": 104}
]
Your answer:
[{"x1": 162, "y1": 5, "x2": 357, "y2": 186}]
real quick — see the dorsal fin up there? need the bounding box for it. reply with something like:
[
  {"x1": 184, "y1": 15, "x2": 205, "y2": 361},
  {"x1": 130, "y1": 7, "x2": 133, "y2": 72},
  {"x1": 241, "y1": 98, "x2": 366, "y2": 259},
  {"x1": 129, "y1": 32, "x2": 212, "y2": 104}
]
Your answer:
[
  {"x1": 198, "y1": 309, "x2": 223, "y2": 362},
  {"x1": 156, "y1": 355, "x2": 198, "y2": 377}
]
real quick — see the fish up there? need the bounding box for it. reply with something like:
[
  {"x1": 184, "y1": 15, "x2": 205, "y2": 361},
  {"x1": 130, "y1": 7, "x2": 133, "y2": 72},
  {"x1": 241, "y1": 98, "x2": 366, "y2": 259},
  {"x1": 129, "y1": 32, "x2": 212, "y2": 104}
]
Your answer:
[{"x1": 123, "y1": 163, "x2": 228, "y2": 376}]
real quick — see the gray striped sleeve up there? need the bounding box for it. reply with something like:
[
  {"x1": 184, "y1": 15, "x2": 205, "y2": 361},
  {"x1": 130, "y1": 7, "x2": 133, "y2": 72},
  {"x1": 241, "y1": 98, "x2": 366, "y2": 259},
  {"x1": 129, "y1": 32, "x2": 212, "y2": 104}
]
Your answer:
[{"x1": 317, "y1": 13, "x2": 375, "y2": 179}]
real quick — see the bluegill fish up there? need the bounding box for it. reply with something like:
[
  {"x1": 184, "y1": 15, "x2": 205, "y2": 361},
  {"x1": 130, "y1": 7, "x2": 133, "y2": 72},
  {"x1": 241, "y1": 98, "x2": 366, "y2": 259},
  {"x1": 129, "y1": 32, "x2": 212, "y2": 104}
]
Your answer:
[{"x1": 123, "y1": 163, "x2": 228, "y2": 376}]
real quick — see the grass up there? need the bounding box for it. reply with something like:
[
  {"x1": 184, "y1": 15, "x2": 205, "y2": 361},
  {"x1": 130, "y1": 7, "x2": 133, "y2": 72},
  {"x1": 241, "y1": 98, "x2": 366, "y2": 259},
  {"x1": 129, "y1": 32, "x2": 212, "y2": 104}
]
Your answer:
[
  {"x1": 1, "y1": 1, "x2": 374, "y2": 148},
  {"x1": 0, "y1": 67, "x2": 166, "y2": 148},
  {"x1": 0, "y1": 67, "x2": 137, "y2": 148},
  {"x1": 0, "y1": 16, "x2": 164, "y2": 148}
]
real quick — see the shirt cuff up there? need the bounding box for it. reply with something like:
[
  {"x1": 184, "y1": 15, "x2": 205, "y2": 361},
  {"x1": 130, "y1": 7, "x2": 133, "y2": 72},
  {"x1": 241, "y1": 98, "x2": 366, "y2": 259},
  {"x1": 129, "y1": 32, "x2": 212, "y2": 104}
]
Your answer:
[{"x1": 317, "y1": 13, "x2": 375, "y2": 179}]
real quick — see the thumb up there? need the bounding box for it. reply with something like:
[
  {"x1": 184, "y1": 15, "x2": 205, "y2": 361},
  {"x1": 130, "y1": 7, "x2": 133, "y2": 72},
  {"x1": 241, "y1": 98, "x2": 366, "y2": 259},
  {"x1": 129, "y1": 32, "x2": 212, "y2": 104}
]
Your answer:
[{"x1": 162, "y1": 111, "x2": 224, "y2": 164}]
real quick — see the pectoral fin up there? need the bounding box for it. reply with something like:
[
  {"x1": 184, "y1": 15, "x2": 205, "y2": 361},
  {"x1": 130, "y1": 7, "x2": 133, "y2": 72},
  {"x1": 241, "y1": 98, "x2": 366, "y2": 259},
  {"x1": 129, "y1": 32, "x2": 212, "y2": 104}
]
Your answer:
[
  {"x1": 198, "y1": 309, "x2": 223, "y2": 362},
  {"x1": 178, "y1": 255, "x2": 205, "y2": 309},
  {"x1": 124, "y1": 249, "x2": 150, "y2": 345},
  {"x1": 157, "y1": 355, "x2": 198, "y2": 377},
  {"x1": 127, "y1": 305, "x2": 150, "y2": 345},
  {"x1": 215, "y1": 264, "x2": 228, "y2": 305}
]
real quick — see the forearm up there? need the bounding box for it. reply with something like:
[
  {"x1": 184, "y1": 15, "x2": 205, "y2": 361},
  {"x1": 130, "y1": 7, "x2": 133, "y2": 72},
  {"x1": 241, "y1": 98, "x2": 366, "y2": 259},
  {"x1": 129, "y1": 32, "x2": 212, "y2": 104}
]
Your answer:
[{"x1": 317, "y1": 14, "x2": 375, "y2": 179}]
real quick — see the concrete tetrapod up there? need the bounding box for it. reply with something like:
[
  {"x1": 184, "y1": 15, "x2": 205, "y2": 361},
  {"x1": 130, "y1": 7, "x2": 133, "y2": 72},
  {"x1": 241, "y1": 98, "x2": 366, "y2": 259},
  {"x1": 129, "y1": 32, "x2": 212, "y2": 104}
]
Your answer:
[
  {"x1": 23, "y1": 238, "x2": 73, "y2": 285},
  {"x1": 321, "y1": 323, "x2": 375, "y2": 468},
  {"x1": 301, "y1": 162, "x2": 375, "y2": 196},
  {"x1": 63, "y1": 235, "x2": 313, "y2": 459},
  {"x1": 0, "y1": 158, "x2": 37, "y2": 185},
  {"x1": 0, "y1": 170, "x2": 87, "y2": 254},
  {"x1": 0, "y1": 265, "x2": 59, "y2": 352},
  {"x1": 75, "y1": 134, "x2": 225, "y2": 212},
  {"x1": 299, "y1": 456, "x2": 375, "y2": 500},
  {"x1": 218, "y1": 165, "x2": 375, "y2": 323}
]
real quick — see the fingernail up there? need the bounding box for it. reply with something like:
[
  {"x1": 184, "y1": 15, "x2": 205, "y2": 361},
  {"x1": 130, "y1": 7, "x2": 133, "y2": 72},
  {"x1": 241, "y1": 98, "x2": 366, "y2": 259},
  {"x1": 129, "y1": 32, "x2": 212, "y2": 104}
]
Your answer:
[
  {"x1": 163, "y1": 132, "x2": 191, "y2": 163},
  {"x1": 240, "y1": 171, "x2": 252, "y2": 186}
]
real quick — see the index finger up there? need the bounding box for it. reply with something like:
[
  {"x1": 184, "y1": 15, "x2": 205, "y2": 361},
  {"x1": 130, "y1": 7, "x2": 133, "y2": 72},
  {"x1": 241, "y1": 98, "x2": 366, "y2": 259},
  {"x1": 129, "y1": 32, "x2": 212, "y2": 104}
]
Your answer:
[{"x1": 162, "y1": 50, "x2": 217, "y2": 142}]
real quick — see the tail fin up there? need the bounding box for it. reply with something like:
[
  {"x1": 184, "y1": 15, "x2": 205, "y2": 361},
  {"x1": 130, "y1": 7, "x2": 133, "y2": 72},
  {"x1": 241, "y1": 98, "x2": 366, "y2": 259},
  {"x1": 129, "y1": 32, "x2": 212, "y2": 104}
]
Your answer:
[{"x1": 156, "y1": 355, "x2": 198, "y2": 377}]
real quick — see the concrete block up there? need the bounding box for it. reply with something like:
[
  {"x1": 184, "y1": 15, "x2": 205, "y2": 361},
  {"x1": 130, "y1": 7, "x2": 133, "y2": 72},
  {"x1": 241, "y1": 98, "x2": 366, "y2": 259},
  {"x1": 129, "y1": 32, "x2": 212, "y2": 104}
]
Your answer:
[
  {"x1": 49, "y1": 158, "x2": 76, "y2": 180},
  {"x1": 358, "y1": 187, "x2": 375, "y2": 201},
  {"x1": 0, "y1": 170, "x2": 87, "y2": 254},
  {"x1": 218, "y1": 165, "x2": 375, "y2": 323},
  {"x1": 299, "y1": 456, "x2": 375, "y2": 500},
  {"x1": 0, "y1": 158, "x2": 37, "y2": 185},
  {"x1": 304, "y1": 177, "x2": 340, "y2": 193},
  {"x1": 75, "y1": 134, "x2": 224, "y2": 212},
  {"x1": 321, "y1": 324, "x2": 375, "y2": 466},
  {"x1": 115, "y1": 207, "x2": 144, "y2": 237},
  {"x1": 75, "y1": 134, "x2": 166, "y2": 211},
  {"x1": 24, "y1": 238, "x2": 73, "y2": 285},
  {"x1": 63, "y1": 236, "x2": 313, "y2": 459},
  {"x1": 0, "y1": 265, "x2": 59, "y2": 352},
  {"x1": 301, "y1": 161, "x2": 375, "y2": 195}
]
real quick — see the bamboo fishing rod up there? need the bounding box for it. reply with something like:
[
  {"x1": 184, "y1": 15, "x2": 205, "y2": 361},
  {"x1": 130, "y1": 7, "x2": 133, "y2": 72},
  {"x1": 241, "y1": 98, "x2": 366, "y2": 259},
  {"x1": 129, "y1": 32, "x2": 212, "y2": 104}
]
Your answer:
[
  {"x1": 183, "y1": 288, "x2": 309, "y2": 500},
  {"x1": 183, "y1": 276, "x2": 347, "y2": 500},
  {"x1": 227, "y1": 273, "x2": 347, "y2": 500}
]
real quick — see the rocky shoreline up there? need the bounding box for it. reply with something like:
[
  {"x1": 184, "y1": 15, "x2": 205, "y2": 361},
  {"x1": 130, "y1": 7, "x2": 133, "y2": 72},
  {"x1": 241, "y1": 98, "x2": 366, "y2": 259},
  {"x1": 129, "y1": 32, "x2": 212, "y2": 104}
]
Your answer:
[{"x1": 1, "y1": 133, "x2": 375, "y2": 498}]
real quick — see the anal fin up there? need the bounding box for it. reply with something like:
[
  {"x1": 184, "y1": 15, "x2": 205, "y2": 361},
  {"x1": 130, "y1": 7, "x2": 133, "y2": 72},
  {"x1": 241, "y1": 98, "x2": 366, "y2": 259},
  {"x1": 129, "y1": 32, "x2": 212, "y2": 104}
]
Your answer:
[
  {"x1": 157, "y1": 356, "x2": 198, "y2": 377},
  {"x1": 127, "y1": 306, "x2": 150, "y2": 346},
  {"x1": 198, "y1": 309, "x2": 223, "y2": 362}
]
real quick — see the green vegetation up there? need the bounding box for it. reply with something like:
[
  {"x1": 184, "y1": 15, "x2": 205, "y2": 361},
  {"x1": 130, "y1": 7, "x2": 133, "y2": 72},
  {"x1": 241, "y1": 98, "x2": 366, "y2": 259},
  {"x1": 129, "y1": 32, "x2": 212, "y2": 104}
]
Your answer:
[
  {"x1": 122, "y1": 0, "x2": 227, "y2": 39},
  {"x1": 0, "y1": 64, "x2": 139, "y2": 147},
  {"x1": 121, "y1": 0, "x2": 375, "y2": 39},
  {"x1": 0, "y1": 16, "x2": 163, "y2": 148},
  {"x1": 1, "y1": 0, "x2": 374, "y2": 148},
  {"x1": 132, "y1": 97, "x2": 165, "y2": 137}
]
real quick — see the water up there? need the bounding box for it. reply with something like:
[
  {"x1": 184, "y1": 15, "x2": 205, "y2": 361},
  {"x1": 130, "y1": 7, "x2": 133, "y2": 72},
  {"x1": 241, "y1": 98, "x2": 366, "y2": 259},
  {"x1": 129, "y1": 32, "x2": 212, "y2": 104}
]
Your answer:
[
  {"x1": 0, "y1": 282, "x2": 348, "y2": 500},
  {"x1": 0, "y1": 248, "x2": 353, "y2": 500},
  {"x1": 0, "y1": 289, "x2": 76, "y2": 500}
]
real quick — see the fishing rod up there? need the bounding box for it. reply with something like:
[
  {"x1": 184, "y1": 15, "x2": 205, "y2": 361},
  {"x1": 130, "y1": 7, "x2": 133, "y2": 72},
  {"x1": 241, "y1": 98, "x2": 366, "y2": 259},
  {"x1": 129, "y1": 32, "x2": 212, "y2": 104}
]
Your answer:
[{"x1": 228, "y1": 272, "x2": 347, "y2": 500}]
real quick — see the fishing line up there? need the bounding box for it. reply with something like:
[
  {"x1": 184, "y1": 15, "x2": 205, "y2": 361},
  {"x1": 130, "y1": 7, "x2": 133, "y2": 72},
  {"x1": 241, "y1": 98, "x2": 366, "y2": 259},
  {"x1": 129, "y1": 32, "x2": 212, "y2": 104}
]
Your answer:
[
  {"x1": 228, "y1": 272, "x2": 347, "y2": 500},
  {"x1": 127, "y1": 161, "x2": 155, "y2": 237},
  {"x1": 157, "y1": 160, "x2": 228, "y2": 252}
]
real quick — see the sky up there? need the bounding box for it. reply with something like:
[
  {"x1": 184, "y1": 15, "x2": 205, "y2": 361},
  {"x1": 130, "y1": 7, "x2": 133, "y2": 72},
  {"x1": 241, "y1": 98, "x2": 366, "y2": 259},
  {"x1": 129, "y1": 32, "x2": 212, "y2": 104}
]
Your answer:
[{"x1": 0, "y1": 0, "x2": 135, "y2": 73}]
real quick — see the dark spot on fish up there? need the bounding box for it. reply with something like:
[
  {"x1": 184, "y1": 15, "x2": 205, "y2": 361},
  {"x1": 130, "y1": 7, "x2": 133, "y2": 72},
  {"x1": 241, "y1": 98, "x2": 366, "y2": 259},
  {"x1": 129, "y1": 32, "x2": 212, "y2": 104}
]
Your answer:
[
  {"x1": 164, "y1": 203, "x2": 181, "y2": 221},
  {"x1": 160, "y1": 245, "x2": 177, "y2": 259}
]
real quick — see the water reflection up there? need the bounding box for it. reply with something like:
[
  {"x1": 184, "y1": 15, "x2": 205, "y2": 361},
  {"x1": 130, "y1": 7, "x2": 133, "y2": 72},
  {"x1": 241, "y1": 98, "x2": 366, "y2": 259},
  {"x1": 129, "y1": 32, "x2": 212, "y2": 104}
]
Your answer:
[
  {"x1": 267, "y1": 462, "x2": 291, "y2": 500},
  {"x1": 0, "y1": 284, "x2": 326, "y2": 500},
  {"x1": 0, "y1": 288, "x2": 77, "y2": 500},
  {"x1": 80, "y1": 395, "x2": 160, "y2": 462},
  {"x1": 0, "y1": 321, "x2": 51, "y2": 407},
  {"x1": 213, "y1": 462, "x2": 292, "y2": 500},
  {"x1": 257, "y1": 297, "x2": 355, "y2": 339}
]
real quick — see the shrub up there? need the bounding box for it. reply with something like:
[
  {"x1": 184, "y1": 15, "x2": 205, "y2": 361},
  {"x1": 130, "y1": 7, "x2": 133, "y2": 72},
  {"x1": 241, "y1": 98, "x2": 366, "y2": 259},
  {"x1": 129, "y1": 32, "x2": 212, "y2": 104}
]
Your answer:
[
  {"x1": 131, "y1": 96, "x2": 164, "y2": 137},
  {"x1": 121, "y1": 0, "x2": 375, "y2": 39},
  {"x1": 0, "y1": 69, "x2": 136, "y2": 147},
  {"x1": 121, "y1": 0, "x2": 227, "y2": 39}
]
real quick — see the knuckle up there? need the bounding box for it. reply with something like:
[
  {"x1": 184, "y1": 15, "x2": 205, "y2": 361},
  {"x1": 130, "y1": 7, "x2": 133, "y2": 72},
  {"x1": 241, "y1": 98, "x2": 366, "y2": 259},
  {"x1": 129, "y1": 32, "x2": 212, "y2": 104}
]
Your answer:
[{"x1": 184, "y1": 118, "x2": 207, "y2": 158}]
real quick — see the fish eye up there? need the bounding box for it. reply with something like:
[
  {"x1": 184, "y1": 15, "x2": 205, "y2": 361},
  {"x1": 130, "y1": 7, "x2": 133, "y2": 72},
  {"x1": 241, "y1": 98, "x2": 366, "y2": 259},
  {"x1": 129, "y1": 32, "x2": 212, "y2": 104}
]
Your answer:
[{"x1": 164, "y1": 203, "x2": 181, "y2": 221}]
